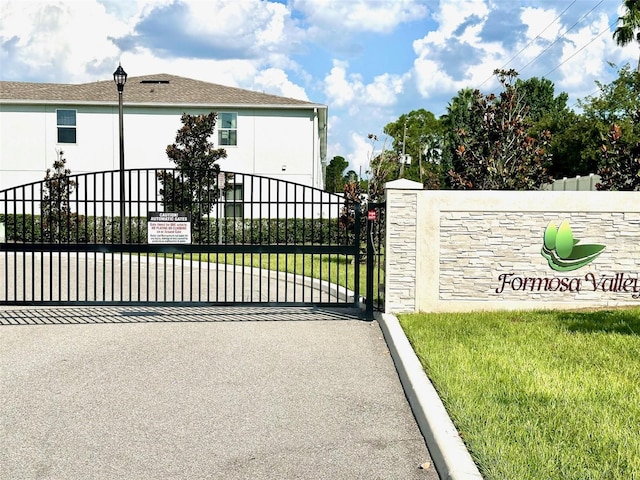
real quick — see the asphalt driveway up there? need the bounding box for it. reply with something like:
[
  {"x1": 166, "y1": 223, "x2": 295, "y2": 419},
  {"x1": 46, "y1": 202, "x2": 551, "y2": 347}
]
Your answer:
[{"x1": 0, "y1": 306, "x2": 438, "y2": 479}]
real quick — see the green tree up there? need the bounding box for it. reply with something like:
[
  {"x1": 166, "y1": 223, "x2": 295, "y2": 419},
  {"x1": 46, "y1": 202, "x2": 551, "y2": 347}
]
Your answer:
[
  {"x1": 536, "y1": 111, "x2": 600, "y2": 178},
  {"x1": 577, "y1": 63, "x2": 640, "y2": 180},
  {"x1": 447, "y1": 69, "x2": 552, "y2": 190},
  {"x1": 383, "y1": 109, "x2": 445, "y2": 187},
  {"x1": 613, "y1": 0, "x2": 640, "y2": 72},
  {"x1": 343, "y1": 169, "x2": 358, "y2": 184},
  {"x1": 581, "y1": 64, "x2": 640, "y2": 124},
  {"x1": 41, "y1": 151, "x2": 79, "y2": 242},
  {"x1": 325, "y1": 155, "x2": 348, "y2": 192},
  {"x1": 516, "y1": 76, "x2": 569, "y2": 123},
  {"x1": 441, "y1": 88, "x2": 480, "y2": 185},
  {"x1": 339, "y1": 179, "x2": 366, "y2": 254},
  {"x1": 597, "y1": 122, "x2": 640, "y2": 190},
  {"x1": 157, "y1": 113, "x2": 227, "y2": 243},
  {"x1": 516, "y1": 77, "x2": 593, "y2": 178}
]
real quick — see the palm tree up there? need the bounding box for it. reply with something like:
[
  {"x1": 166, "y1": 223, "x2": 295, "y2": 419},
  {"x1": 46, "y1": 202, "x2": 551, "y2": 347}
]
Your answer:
[{"x1": 613, "y1": 0, "x2": 640, "y2": 72}]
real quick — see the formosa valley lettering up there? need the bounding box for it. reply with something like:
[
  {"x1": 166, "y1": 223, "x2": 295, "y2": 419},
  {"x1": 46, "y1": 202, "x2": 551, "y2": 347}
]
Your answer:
[{"x1": 495, "y1": 273, "x2": 640, "y2": 299}]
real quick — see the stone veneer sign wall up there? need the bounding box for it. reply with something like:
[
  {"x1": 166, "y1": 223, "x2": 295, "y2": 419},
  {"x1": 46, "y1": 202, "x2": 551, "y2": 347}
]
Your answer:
[{"x1": 384, "y1": 179, "x2": 640, "y2": 313}]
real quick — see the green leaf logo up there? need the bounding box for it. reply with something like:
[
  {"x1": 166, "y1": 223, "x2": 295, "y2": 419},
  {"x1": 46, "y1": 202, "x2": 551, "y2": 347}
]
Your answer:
[
  {"x1": 555, "y1": 221, "x2": 575, "y2": 259},
  {"x1": 540, "y1": 220, "x2": 605, "y2": 271},
  {"x1": 543, "y1": 221, "x2": 557, "y2": 250}
]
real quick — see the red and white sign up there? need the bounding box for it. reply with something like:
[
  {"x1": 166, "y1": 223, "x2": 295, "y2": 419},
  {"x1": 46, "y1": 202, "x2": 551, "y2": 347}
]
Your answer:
[
  {"x1": 147, "y1": 211, "x2": 191, "y2": 244},
  {"x1": 367, "y1": 210, "x2": 376, "y2": 221}
]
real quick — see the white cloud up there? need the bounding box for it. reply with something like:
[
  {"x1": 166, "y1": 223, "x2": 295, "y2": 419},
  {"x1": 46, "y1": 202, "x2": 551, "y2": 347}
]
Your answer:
[
  {"x1": 0, "y1": 0, "x2": 126, "y2": 81},
  {"x1": 323, "y1": 60, "x2": 407, "y2": 112},
  {"x1": 431, "y1": 0, "x2": 489, "y2": 38},
  {"x1": 0, "y1": 0, "x2": 310, "y2": 100},
  {"x1": 412, "y1": 58, "x2": 458, "y2": 98},
  {"x1": 118, "y1": 48, "x2": 257, "y2": 86},
  {"x1": 113, "y1": 0, "x2": 310, "y2": 95},
  {"x1": 411, "y1": 0, "x2": 492, "y2": 55},
  {"x1": 255, "y1": 1, "x2": 289, "y2": 47},
  {"x1": 494, "y1": 6, "x2": 566, "y2": 79},
  {"x1": 410, "y1": 0, "x2": 635, "y2": 108},
  {"x1": 412, "y1": 40, "x2": 499, "y2": 98},
  {"x1": 253, "y1": 68, "x2": 309, "y2": 100},
  {"x1": 347, "y1": 132, "x2": 378, "y2": 176},
  {"x1": 101, "y1": 0, "x2": 174, "y2": 22},
  {"x1": 520, "y1": 7, "x2": 563, "y2": 42},
  {"x1": 327, "y1": 113, "x2": 340, "y2": 128},
  {"x1": 365, "y1": 73, "x2": 407, "y2": 106},
  {"x1": 324, "y1": 60, "x2": 359, "y2": 108},
  {"x1": 557, "y1": 13, "x2": 611, "y2": 89},
  {"x1": 180, "y1": 0, "x2": 298, "y2": 53},
  {"x1": 342, "y1": 131, "x2": 395, "y2": 177},
  {"x1": 292, "y1": 0, "x2": 428, "y2": 34},
  {"x1": 411, "y1": 0, "x2": 504, "y2": 98}
]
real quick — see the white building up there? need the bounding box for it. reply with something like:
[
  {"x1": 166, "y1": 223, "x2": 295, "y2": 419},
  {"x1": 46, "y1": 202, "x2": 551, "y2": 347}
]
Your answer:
[{"x1": 0, "y1": 73, "x2": 327, "y2": 192}]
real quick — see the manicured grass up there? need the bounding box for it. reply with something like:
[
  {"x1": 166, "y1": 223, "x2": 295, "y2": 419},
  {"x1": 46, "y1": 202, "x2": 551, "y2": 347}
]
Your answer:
[
  {"x1": 182, "y1": 252, "x2": 383, "y2": 300},
  {"x1": 399, "y1": 308, "x2": 640, "y2": 480}
]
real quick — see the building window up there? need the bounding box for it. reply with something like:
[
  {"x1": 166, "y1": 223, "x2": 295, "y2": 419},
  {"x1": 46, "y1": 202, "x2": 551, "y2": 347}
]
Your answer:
[
  {"x1": 224, "y1": 184, "x2": 243, "y2": 218},
  {"x1": 218, "y1": 112, "x2": 237, "y2": 146},
  {"x1": 57, "y1": 109, "x2": 77, "y2": 144}
]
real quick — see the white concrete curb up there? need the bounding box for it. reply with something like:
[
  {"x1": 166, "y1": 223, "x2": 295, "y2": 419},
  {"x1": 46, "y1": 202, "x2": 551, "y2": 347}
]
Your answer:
[{"x1": 377, "y1": 313, "x2": 483, "y2": 480}]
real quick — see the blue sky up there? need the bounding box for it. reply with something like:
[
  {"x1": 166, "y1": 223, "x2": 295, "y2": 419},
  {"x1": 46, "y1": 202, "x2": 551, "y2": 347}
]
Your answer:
[{"x1": 1, "y1": 0, "x2": 637, "y2": 176}]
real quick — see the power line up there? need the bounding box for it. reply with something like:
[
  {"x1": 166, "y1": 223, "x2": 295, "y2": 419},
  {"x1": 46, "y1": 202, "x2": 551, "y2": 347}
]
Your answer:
[
  {"x1": 438, "y1": 0, "x2": 617, "y2": 117},
  {"x1": 568, "y1": 87, "x2": 601, "y2": 111},
  {"x1": 543, "y1": 18, "x2": 618, "y2": 77},
  {"x1": 477, "y1": 0, "x2": 578, "y2": 89},
  {"x1": 517, "y1": 0, "x2": 606, "y2": 75}
]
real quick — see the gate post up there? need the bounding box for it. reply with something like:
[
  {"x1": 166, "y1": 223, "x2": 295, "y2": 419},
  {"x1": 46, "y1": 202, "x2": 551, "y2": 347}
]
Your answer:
[
  {"x1": 353, "y1": 204, "x2": 361, "y2": 307},
  {"x1": 384, "y1": 179, "x2": 422, "y2": 313},
  {"x1": 365, "y1": 206, "x2": 375, "y2": 320}
]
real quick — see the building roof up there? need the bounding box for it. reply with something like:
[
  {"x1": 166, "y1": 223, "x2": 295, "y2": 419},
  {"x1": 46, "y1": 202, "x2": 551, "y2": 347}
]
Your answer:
[{"x1": 0, "y1": 73, "x2": 324, "y2": 109}]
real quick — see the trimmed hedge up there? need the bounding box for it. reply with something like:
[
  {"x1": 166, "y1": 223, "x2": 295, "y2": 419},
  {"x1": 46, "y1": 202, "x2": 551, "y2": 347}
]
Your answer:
[
  {"x1": 199, "y1": 218, "x2": 351, "y2": 245},
  {"x1": 0, "y1": 215, "x2": 353, "y2": 246}
]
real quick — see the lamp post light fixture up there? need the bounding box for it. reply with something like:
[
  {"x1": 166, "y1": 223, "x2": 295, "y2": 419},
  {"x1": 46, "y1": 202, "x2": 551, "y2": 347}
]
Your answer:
[{"x1": 113, "y1": 63, "x2": 127, "y2": 244}]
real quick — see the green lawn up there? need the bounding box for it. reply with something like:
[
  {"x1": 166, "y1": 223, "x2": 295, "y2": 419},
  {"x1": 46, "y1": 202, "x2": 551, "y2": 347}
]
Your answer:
[
  {"x1": 181, "y1": 252, "x2": 383, "y2": 300},
  {"x1": 399, "y1": 308, "x2": 640, "y2": 480}
]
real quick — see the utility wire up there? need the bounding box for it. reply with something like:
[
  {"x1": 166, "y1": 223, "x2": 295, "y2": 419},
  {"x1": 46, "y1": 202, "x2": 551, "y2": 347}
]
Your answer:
[
  {"x1": 476, "y1": 0, "x2": 578, "y2": 89},
  {"x1": 518, "y1": 0, "x2": 606, "y2": 75},
  {"x1": 543, "y1": 18, "x2": 618, "y2": 77},
  {"x1": 441, "y1": 0, "x2": 616, "y2": 116},
  {"x1": 568, "y1": 87, "x2": 601, "y2": 111}
]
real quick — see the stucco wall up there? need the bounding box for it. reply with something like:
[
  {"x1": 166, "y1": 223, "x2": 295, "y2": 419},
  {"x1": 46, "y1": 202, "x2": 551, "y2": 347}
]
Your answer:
[
  {"x1": 0, "y1": 104, "x2": 322, "y2": 191},
  {"x1": 385, "y1": 181, "x2": 640, "y2": 313}
]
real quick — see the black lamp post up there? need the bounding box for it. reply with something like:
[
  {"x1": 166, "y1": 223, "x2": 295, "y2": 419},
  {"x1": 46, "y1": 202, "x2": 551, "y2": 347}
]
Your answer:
[{"x1": 113, "y1": 63, "x2": 127, "y2": 244}]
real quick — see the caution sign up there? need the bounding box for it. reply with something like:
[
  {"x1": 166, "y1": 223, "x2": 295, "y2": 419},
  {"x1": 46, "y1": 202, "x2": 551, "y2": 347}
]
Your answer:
[{"x1": 147, "y1": 211, "x2": 191, "y2": 244}]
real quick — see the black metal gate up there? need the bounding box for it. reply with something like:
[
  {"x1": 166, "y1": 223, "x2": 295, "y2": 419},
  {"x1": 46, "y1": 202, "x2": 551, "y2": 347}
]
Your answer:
[
  {"x1": 365, "y1": 201, "x2": 385, "y2": 318},
  {"x1": 1, "y1": 169, "x2": 381, "y2": 312}
]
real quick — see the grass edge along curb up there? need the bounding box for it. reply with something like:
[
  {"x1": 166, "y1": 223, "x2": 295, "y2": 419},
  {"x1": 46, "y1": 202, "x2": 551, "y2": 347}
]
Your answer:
[{"x1": 377, "y1": 312, "x2": 483, "y2": 480}]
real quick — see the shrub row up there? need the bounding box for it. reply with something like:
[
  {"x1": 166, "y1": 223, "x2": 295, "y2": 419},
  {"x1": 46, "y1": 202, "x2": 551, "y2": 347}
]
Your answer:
[
  {"x1": 195, "y1": 218, "x2": 353, "y2": 245},
  {"x1": 0, "y1": 215, "x2": 355, "y2": 245},
  {"x1": 0, "y1": 214, "x2": 148, "y2": 243}
]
